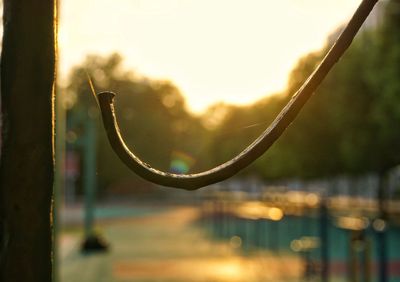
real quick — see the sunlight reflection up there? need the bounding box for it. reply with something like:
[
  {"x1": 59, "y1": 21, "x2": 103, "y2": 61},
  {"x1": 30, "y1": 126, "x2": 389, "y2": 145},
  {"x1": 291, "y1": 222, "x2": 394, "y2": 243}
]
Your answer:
[
  {"x1": 114, "y1": 257, "x2": 299, "y2": 281},
  {"x1": 207, "y1": 260, "x2": 244, "y2": 280},
  {"x1": 290, "y1": 236, "x2": 320, "y2": 252},
  {"x1": 236, "y1": 201, "x2": 284, "y2": 221},
  {"x1": 229, "y1": 236, "x2": 242, "y2": 249},
  {"x1": 335, "y1": 216, "x2": 369, "y2": 231}
]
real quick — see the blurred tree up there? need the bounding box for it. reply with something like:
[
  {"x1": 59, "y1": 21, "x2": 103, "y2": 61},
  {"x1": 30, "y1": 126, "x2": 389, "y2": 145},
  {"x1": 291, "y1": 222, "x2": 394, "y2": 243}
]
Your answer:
[
  {"x1": 65, "y1": 53, "x2": 207, "y2": 194},
  {"x1": 365, "y1": 0, "x2": 400, "y2": 173},
  {"x1": 205, "y1": 1, "x2": 400, "y2": 180},
  {"x1": 65, "y1": 1, "x2": 400, "y2": 188}
]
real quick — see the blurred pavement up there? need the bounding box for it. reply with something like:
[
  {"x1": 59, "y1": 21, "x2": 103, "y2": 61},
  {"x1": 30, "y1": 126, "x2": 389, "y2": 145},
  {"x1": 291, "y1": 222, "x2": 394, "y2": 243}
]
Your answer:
[{"x1": 59, "y1": 205, "x2": 302, "y2": 282}]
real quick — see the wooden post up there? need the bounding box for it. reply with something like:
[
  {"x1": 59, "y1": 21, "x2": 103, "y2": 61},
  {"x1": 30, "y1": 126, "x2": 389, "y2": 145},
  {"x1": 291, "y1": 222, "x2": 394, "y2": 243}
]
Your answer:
[{"x1": 0, "y1": 1, "x2": 56, "y2": 281}]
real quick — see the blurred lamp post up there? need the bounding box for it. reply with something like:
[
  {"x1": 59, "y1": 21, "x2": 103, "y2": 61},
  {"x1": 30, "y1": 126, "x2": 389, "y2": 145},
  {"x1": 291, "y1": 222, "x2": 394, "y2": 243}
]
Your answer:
[
  {"x1": 80, "y1": 109, "x2": 109, "y2": 252},
  {"x1": 376, "y1": 173, "x2": 388, "y2": 282},
  {"x1": 67, "y1": 102, "x2": 108, "y2": 252},
  {"x1": 319, "y1": 199, "x2": 329, "y2": 282}
]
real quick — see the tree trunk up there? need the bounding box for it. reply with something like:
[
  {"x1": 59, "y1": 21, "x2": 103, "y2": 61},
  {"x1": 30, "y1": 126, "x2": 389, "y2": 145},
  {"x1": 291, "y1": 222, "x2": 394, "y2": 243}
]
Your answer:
[{"x1": 0, "y1": 1, "x2": 56, "y2": 281}]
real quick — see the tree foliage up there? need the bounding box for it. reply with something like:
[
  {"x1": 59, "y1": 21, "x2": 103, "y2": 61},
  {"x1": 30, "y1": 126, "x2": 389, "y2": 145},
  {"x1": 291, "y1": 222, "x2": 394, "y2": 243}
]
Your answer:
[
  {"x1": 65, "y1": 54, "x2": 208, "y2": 191},
  {"x1": 65, "y1": 1, "x2": 400, "y2": 190},
  {"x1": 206, "y1": 1, "x2": 400, "y2": 179}
]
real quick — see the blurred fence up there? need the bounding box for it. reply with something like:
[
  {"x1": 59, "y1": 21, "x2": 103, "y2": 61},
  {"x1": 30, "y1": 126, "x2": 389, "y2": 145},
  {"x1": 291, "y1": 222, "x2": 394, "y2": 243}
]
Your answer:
[{"x1": 197, "y1": 173, "x2": 400, "y2": 282}]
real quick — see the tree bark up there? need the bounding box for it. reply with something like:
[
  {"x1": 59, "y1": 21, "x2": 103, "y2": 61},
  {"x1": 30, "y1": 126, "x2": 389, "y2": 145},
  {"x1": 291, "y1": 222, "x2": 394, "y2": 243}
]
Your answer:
[{"x1": 0, "y1": 1, "x2": 56, "y2": 281}]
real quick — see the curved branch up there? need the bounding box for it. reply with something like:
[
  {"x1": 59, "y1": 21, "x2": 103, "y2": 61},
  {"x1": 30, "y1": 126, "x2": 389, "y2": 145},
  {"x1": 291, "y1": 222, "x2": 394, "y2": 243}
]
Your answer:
[{"x1": 97, "y1": 0, "x2": 378, "y2": 190}]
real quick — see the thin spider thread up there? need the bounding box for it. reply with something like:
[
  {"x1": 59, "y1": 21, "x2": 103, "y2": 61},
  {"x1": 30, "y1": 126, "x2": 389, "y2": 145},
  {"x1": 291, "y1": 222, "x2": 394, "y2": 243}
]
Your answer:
[{"x1": 85, "y1": 70, "x2": 99, "y2": 106}]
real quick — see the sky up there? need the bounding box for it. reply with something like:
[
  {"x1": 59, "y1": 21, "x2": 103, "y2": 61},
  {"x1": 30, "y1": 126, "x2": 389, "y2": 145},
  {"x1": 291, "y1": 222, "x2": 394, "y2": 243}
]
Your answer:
[{"x1": 59, "y1": 0, "x2": 362, "y2": 113}]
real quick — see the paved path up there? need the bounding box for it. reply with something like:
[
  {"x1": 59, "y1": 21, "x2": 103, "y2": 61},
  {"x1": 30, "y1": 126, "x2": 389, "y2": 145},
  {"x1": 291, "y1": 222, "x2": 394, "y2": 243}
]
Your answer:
[{"x1": 59, "y1": 206, "x2": 302, "y2": 282}]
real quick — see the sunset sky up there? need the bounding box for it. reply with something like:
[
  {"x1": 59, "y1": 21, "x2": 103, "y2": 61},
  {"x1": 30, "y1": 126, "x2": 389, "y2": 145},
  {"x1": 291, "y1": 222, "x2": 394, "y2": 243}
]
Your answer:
[{"x1": 59, "y1": 0, "x2": 362, "y2": 113}]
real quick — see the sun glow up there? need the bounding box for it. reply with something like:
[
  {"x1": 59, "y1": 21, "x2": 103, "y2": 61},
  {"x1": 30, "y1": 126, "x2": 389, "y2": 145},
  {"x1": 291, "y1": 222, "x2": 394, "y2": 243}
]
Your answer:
[{"x1": 59, "y1": 0, "x2": 362, "y2": 113}]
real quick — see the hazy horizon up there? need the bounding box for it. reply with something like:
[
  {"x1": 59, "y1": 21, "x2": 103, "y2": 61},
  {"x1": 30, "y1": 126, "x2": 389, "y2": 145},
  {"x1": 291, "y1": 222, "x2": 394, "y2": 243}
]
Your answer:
[{"x1": 59, "y1": 0, "x2": 362, "y2": 113}]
